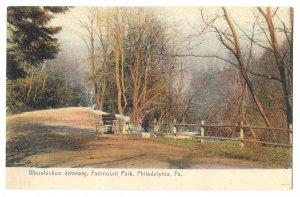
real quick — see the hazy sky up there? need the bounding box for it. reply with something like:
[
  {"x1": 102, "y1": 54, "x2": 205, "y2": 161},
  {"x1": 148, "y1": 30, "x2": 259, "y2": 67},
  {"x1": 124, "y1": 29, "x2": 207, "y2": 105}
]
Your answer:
[{"x1": 50, "y1": 7, "x2": 291, "y2": 73}]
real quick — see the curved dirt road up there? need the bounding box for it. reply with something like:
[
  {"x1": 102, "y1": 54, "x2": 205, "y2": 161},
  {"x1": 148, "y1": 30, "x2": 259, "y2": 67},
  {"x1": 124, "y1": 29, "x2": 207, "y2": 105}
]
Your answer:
[{"x1": 6, "y1": 107, "x2": 276, "y2": 168}]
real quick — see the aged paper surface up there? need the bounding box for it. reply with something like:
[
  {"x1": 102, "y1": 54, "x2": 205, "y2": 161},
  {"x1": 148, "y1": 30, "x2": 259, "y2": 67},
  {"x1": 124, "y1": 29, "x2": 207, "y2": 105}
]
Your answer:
[
  {"x1": 3, "y1": 0, "x2": 296, "y2": 192},
  {"x1": 6, "y1": 168, "x2": 292, "y2": 190}
]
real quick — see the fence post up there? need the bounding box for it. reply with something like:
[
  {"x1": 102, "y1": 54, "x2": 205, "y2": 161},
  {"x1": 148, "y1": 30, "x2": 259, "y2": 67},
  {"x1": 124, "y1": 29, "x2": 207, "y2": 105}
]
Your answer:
[
  {"x1": 289, "y1": 123, "x2": 293, "y2": 146},
  {"x1": 200, "y1": 120, "x2": 205, "y2": 143},
  {"x1": 240, "y1": 121, "x2": 244, "y2": 147},
  {"x1": 173, "y1": 119, "x2": 177, "y2": 140}
]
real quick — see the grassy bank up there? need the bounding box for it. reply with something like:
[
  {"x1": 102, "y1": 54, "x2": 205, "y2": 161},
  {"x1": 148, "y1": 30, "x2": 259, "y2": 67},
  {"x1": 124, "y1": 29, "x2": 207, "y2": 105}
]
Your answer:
[{"x1": 129, "y1": 135, "x2": 292, "y2": 168}]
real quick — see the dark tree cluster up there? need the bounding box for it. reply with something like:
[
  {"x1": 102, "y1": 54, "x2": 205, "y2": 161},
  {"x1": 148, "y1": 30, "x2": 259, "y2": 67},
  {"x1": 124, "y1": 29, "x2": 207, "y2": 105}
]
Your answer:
[
  {"x1": 7, "y1": 7, "x2": 68, "y2": 73},
  {"x1": 6, "y1": 7, "x2": 82, "y2": 113}
]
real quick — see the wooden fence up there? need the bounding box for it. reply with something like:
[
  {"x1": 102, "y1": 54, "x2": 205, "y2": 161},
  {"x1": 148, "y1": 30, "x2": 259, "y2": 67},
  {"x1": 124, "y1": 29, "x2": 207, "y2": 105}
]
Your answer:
[{"x1": 153, "y1": 120, "x2": 292, "y2": 148}]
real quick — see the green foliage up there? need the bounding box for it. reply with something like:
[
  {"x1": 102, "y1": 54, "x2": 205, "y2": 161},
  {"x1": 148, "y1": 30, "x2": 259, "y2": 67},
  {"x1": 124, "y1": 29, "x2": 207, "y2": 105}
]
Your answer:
[
  {"x1": 6, "y1": 53, "x2": 26, "y2": 79},
  {"x1": 141, "y1": 136, "x2": 292, "y2": 167},
  {"x1": 6, "y1": 6, "x2": 76, "y2": 113},
  {"x1": 252, "y1": 49, "x2": 287, "y2": 128},
  {"x1": 6, "y1": 79, "x2": 31, "y2": 113},
  {"x1": 200, "y1": 142, "x2": 291, "y2": 167},
  {"x1": 7, "y1": 70, "x2": 78, "y2": 114},
  {"x1": 7, "y1": 7, "x2": 69, "y2": 67}
]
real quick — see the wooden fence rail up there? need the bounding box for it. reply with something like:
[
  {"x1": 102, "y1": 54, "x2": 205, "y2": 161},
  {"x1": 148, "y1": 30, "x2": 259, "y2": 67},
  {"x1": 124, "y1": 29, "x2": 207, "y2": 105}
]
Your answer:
[{"x1": 153, "y1": 119, "x2": 292, "y2": 148}]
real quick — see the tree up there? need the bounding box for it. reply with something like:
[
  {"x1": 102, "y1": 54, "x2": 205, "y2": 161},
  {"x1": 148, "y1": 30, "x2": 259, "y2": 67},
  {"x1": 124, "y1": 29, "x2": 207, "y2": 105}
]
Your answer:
[
  {"x1": 77, "y1": 8, "x2": 103, "y2": 109},
  {"x1": 6, "y1": 53, "x2": 26, "y2": 79},
  {"x1": 230, "y1": 7, "x2": 293, "y2": 127},
  {"x1": 178, "y1": 8, "x2": 273, "y2": 128},
  {"x1": 7, "y1": 7, "x2": 69, "y2": 67},
  {"x1": 6, "y1": 6, "x2": 72, "y2": 113},
  {"x1": 257, "y1": 7, "x2": 293, "y2": 126},
  {"x1": 124, "y1": 8, "x2": 172, "y2": 121},
  {"x1": 79, "y1": 8, "x2": 178, "y2": 123}
]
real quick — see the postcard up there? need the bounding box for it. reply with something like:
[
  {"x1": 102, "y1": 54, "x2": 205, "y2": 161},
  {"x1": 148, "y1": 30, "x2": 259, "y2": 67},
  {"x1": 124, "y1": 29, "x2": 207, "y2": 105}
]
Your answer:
[{"x1": 4, "y1": 5, "x2": 293, "y2": 190}]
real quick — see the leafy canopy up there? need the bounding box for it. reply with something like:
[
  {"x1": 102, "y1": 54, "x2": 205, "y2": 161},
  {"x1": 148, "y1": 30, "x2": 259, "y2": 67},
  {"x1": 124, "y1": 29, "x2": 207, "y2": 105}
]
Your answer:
[{"x1": 7, "y1": 6, "x2": 69, "y2": 67}]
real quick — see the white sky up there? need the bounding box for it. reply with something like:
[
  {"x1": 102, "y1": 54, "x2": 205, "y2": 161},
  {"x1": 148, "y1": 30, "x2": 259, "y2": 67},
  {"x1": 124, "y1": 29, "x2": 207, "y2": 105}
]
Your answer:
[
  {"x1": 48, "y1": 6, "x2": 293, "y2": 97},
  {"x1": 51, "y1": 6, "x2": 291, "y2": 66}
]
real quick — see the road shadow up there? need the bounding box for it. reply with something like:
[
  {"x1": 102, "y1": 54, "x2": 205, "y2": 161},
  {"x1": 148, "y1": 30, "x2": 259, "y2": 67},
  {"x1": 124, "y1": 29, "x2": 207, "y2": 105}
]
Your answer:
[
  {"x1": 6, "y1": 123, "x2": 97, "y2": 167},
  {"x1": 72, "y1": 152, "x2": 150, "y2": 168},
  {"x1": 166, "y1": 155, "x2": 193, "y2": 169}
]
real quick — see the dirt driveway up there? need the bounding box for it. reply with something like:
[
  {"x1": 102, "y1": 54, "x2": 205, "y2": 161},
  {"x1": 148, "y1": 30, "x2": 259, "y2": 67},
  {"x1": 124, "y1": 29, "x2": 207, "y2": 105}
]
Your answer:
[{"x1": 6, "y1": 107, "x2": 269, "y2": 168}]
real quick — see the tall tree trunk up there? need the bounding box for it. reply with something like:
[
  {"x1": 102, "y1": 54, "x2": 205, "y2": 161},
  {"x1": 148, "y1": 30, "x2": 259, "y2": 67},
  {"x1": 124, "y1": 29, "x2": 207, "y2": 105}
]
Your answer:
[
  {"x1": 91, "y1": 58, "x2": 101, "y2": 109},
  {"x1": 115, "y1": 44, "x2": 123, "y2": 114},
  {"x1": 131, "y1": 50, "x2": 141, "y2": 122},
  {"x1": 289, "y1": 7, "x2": 293, "y2": 90},
  {"x1": 132, "y1": 62, "x2": 139, "y2": 122},
  {"x1": 92, "y1": 27, "x2": 102, "y2": 109},
  {"x1": 99, "y1": 42, "x2": 108, "y2": 110},
  {"x1": 99, "y1": 77, "x2": 106, "y2": 110},
  {"x1": 120, "y1": 18, "x2": 127, "y2": 111},
  {"x1": 141, "y1": 56, "x2": 151, "y2": 107},
  {"x1": 238, "y1": 52, "x2": 274, "y2": 136},
  {"x1": 223, "y1": 8, "x2": 271, "y2": 127},
  {"x1": 41, "y1": 75, "x2": 47, "y2": 91},
  {"x1": 222, "y1": 7, "x2": 275, "y2": 138},
  {"x1": 26, "y1": 67, "x2": 34, "y2": 101},
  {"x1": 240, "y1": 83, "x2": 256, "y2": 139},
  {"x1": 258, "y1": 7, "x2": 293, "y2": 126},
  {"x1": 33, "y1": 62, "x2": 46, "y2": 104}
]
